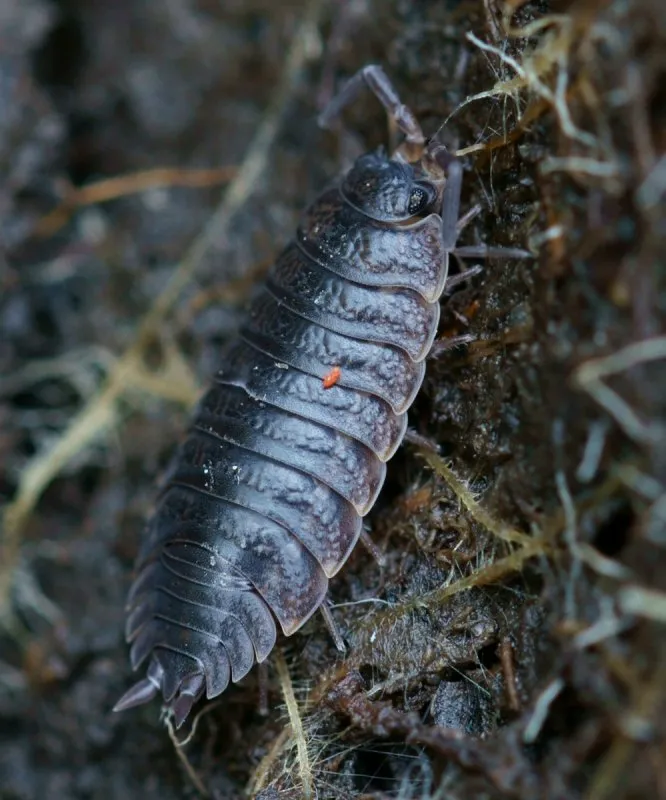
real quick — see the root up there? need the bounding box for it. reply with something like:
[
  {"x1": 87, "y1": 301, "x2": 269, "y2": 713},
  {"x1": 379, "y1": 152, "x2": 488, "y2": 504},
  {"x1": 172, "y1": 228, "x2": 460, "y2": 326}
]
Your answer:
[
  {"x1": 586, "y1": 655, "x2": 666, "y2": 800},
  {"x1": 247, "y1": 727, "x2": 291, "y2": 797},
  {"x1": 167, "y1": 716, "x2": 210, "y2": 798},
  {"x1": 462, "y1": 27, "x2": 597, "y2": 149},
  {"x1": 618, "y1": 585, "x2": 666, "y2": 623},
  {"x1": 418, "y1": 449, "x2": 531, "y2": 547},
  {"x1": 274, "y1": 650, "x2": 314, "y2": 800},
  {"x1": 573, "y1": 336, "x2": 666, "y2": 446}
]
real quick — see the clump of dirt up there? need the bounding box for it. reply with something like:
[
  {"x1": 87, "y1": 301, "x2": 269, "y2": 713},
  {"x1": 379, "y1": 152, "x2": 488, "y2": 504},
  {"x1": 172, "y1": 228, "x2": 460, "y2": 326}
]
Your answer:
[{"x1": 1, "y1": 0, "x2": 664, "y2": 798}]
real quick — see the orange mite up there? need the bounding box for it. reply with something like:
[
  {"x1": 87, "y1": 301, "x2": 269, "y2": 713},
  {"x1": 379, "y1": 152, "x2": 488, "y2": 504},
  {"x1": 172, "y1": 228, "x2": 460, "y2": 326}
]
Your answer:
[{"x1": 322, "y1": 366, "x2": 341, "y2": 389}]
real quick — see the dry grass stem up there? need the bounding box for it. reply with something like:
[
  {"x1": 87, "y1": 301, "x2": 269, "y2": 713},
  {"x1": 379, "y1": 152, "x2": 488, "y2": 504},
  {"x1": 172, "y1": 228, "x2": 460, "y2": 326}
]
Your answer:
[
  {"x1": 36, "y1": 166, "x2": 237, "y2": 238},
  {"x1": 274, "y1": 650, "x2": 314, "y2": 800}
]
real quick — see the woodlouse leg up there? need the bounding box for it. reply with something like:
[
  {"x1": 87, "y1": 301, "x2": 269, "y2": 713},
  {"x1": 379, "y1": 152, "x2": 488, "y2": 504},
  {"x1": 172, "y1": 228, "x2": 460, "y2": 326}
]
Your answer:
[
  {"x1": 319, "y1": 602, "x2": 347, "y2": 653},
  {"x1": 455, "y1": 198, "x2": 532, "y2": 260},
  {"x1": 457, "y1": 203, "x2": 483, "y2": 232},
  {"x1": 453, "y1": 243, "x2": 532, "y2": 260},
  {"x1": 431, "y1": 147, "x2": 464, "y2": 252},
  {"x1": 443, "y1": 264, "x2": 484, "y2": 292},
  {"x1": 427, "y1": 333, "x2": 476, "y2": 359},
  {"x1": 430, "y1": 145, "x2": 532, "y2": 261},
  {"x1": 403, "y1": 428, "x2": 440, "y2": 453},
  {"x1": 318, "y1": 65, "x2": 425, "y2": 155},
  {"x1": 360, "y1": 529, "x2": 387, "y2": 566}
]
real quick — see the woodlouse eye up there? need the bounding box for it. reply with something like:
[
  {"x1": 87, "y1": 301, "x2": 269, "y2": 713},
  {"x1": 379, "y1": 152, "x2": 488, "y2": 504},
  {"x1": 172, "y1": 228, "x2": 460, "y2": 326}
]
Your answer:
[{"x1": 408, "y1": 187, "x2": 429, "y2": 215}]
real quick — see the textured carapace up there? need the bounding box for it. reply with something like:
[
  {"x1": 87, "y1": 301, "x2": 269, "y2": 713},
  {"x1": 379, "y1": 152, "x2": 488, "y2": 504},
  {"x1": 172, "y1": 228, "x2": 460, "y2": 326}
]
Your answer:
[{"x1": 115, "y1": 66, "x2": 511, "y2": 728}]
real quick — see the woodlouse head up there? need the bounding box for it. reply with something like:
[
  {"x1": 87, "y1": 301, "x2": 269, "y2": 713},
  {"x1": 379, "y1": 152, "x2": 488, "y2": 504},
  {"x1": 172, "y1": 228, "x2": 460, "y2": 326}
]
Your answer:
[{"x1": 341, "y1": 146, "x2": 439, "y2": 222}]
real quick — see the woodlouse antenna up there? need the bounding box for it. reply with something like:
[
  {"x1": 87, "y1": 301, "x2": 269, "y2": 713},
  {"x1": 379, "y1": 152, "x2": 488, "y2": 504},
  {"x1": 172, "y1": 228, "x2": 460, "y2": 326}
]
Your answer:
[
  {"x1": 319, "y1": 602, "x2": 347, "y2": 653},
  {"x1": 318, "y1": 64, "x2": 426, "y2": 162}
]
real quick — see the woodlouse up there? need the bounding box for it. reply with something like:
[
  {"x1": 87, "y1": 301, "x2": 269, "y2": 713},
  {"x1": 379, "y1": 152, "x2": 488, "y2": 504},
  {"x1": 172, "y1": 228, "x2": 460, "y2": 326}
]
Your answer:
[{"x1": 115, "y1": 65, "x2": 528, "y2": 727}]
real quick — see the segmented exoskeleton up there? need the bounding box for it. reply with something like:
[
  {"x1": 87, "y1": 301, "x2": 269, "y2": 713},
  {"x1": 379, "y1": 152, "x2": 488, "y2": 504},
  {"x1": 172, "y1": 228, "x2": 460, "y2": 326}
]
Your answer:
[{"x1": 115, "y1": 66, "x2": 528, "y2": 727}]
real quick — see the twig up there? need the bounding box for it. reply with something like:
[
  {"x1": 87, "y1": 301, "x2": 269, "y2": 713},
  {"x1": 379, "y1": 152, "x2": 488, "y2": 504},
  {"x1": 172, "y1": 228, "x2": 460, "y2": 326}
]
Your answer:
[{"x1": 499, "y1": 638, "x2": 521, "y2": 712}]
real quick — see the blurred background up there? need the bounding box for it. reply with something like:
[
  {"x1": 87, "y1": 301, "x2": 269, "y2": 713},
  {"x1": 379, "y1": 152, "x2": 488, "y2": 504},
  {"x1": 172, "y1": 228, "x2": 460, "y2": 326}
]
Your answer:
[{"x1": 0, "y1": 0, "x2": 664, "y2": 798}]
